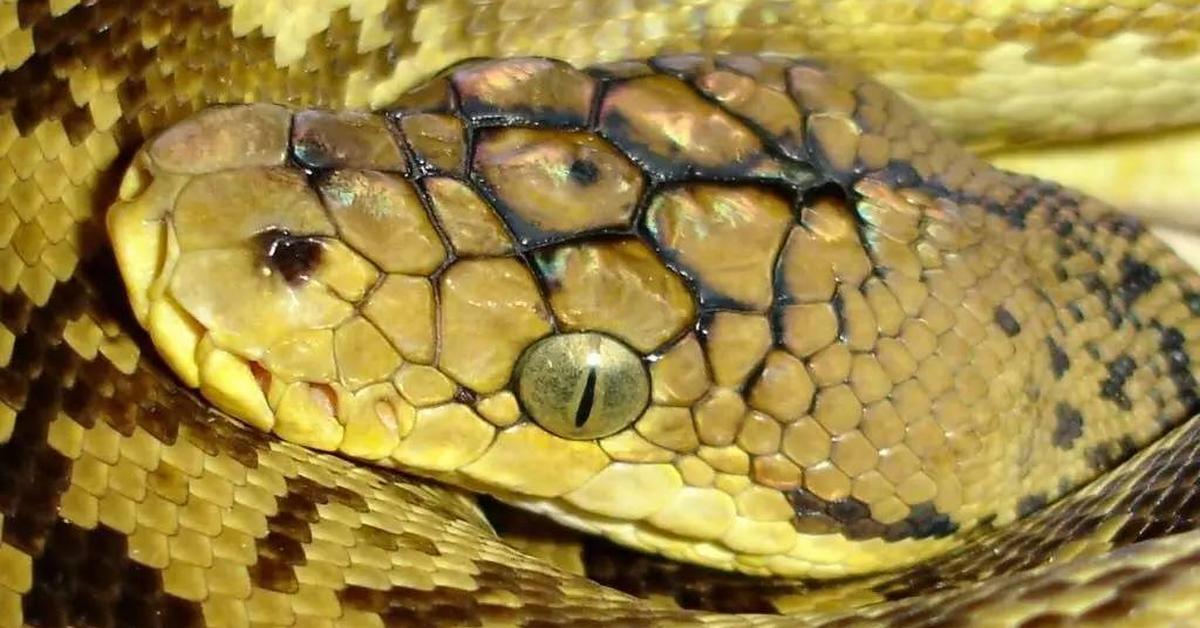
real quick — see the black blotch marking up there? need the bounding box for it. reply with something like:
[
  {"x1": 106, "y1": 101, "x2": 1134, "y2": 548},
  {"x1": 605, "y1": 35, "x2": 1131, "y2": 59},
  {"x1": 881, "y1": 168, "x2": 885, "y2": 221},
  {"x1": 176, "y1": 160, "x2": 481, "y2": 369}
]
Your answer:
[
  {"x1": 1046, "y1": 336, "x2": 1070, "y2": 379},
  {"x1": 24, "y1": 521, "x2": 204, "y2": 628},
  {"x1": 784, "y1": 488, "x2": 841, "y2": 536},
  {"x1": 575, "y1": 367, "x2": 598, "y2": 428},
  {"x1": 828, "y1": 498, "x2": 870, "y2": 524},
  {"x1": 1116, "y1": 255, "x2": 1160, "y2": 305},
  {"x1": 1184, "y1": 291, "x2": 1200, "y2": 316},
  {"x1": 1100, "y1": 354, "x2": 1136, "y2": 411},
  {"x1": 251, "y1": 476, "x2": 370, "y2": 595},
  {"x1": 0, "y1": 290, "x2": 84, "y2": 558},
  {"x1": 999, "y1": 188, "x2": 1040, "y2": 229},
  {"x1": 876, "y1": 162, "x2": 923, "y2": 188},
  {"x1": 1081, "y1": 274, "x2": 1123, "y2": 328},
  {"x1": 786, "y1": 488, "x2": 826, "y2": 518},
  {"x1": 568, "y1": 158, "x2": 600, "y2": 186},
  {"x1": 1115, "y1": 354, "x2": 1139, "y2": 378},
  {"x1": 1052, "y1": 402, "x2": 1083, "y2": 450},
  {"x1": 994, "y1": 305, "x2": 1021, "y2": 337},
  {"x1": 1158, "y1": 324, "x2": 1200, "y2": 419},
  {"x1": 844, "y1": 518, "x2": 886, "y2": 540},
  {"x1": 1106, "y1": 308, "x2": 1124, "y2": 329},
  {"x1": 1081, "y1": 274, "x2": 1108, "y2": 298},
  {"x1": 1103, "y1": 213, "x2": 1145, "y2": 239},
  {"x1": 1016, "y1": 493, "x2": 1048, "y2": 518},
  {"x1": 785, "y1": 489, "x2": 957, "y2": 541},
  {"x1": 1085, "y1": 435, "x2": 1139, "y2": 471},
  {"x1": 897, "y1": 502, "x2": 957, "y2": 540},
  {"x1": 256, "y1": 229, "x2": 323, "y2": 285}
]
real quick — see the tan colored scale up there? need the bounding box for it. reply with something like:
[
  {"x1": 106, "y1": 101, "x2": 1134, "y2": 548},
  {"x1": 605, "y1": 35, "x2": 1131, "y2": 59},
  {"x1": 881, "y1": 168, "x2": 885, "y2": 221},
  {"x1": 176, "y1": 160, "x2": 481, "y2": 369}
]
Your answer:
[
  {"x1": 474, "y1": 129, "x2": 644, "y2": 240},
  {"x1": 535, "y1": 239, "x2": 695, "y2": 352},
  {"x1": 598, "y1": 75, "x2": 775, "y2": 178},
  {"x1": 693, "y1": 68, "x2": 807, "y2": 161},
  {"x1": 398, "y1": 113, "x2": 466, "y2": 174},
  {"x1": 423, "y1": 177, "x2": 513, "y2": 257},
  {"x1": 451, "y1": 57, "x2": 596, "y2": 126},
  {"x1": 291, "y1": 109, "x2": 407, "y2": 171},
  {"x1": 315, "y1": 169, "x2": 446, "y2": 275},
  {"x1": 649, "y1": 333, "x2": 710, "y2": 405},
  {"x1": 361, "y1": 275, "x2": 437, "y2": 364},
  {"x1": 705, "y1": 311, "x2": 772, "y2": 387},
  {"x1": 644, "y1": 184, "x2": 793, "y2": 310},
  {"x1": 438, "y1": 258, "x2": 552, "y2": 393},
  {"x1": 748, "y1": 350, "x2": 815, "y2": 423},
  {"x1": 80, "y1": 28, "x2": 1200, "y2": 624},
  {"x1": 145, "y1": 104, "x2": 292, "y2": 175}
]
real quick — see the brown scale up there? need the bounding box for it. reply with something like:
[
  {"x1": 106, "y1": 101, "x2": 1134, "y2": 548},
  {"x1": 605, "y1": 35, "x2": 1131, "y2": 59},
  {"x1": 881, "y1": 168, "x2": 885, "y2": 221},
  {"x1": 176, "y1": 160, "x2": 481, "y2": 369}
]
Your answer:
[{"x1": 6, "y1": 0, "x2": 1200, "y2": 623}]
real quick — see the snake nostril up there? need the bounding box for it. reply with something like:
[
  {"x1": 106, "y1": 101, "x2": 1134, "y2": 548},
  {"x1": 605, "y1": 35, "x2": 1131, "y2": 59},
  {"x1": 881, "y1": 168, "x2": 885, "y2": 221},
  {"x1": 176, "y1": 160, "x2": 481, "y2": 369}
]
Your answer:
[{"x1": 255, "y1": 228, "x2": 324, "y2": 285}]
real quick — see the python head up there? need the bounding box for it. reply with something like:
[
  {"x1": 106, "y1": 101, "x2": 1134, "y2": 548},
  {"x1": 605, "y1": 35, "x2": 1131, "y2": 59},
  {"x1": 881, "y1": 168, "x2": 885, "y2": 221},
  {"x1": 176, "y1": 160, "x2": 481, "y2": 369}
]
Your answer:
[{"x1": 110, "y1": 56, "x2": 1181, "y2": 579}]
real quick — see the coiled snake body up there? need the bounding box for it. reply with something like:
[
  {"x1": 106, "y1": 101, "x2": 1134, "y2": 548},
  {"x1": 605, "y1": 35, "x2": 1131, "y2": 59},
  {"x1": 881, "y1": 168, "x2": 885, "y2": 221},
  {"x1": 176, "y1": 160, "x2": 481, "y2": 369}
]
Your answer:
[{"x1": 5, "y1": 1, "x2": 1200, "y2": 626}]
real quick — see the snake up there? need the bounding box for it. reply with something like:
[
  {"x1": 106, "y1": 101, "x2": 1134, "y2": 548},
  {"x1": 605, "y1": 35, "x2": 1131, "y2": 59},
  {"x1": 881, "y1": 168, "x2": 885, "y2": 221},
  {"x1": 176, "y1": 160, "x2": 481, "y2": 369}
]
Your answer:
[{"x1": 5, "y1": 1, "x2": 1200, "y2": 626}]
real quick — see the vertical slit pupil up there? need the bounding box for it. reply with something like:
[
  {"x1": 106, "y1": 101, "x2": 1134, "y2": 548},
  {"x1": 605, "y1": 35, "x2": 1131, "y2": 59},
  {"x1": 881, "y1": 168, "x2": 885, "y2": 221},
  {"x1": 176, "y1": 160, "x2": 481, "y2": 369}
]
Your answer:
[{"x1": 575, "y1": 368, "x2": 598, "y2": 428}]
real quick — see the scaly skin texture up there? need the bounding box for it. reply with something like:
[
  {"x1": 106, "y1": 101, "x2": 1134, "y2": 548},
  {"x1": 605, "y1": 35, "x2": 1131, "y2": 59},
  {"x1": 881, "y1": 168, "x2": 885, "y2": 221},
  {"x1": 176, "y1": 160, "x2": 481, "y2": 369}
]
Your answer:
[
  {"x1": 4, "y1": 1, "x2": 1200, "y2": 626},
  {"x1": 107, "y1": 55, "x2": 1200, "y2": 584}
]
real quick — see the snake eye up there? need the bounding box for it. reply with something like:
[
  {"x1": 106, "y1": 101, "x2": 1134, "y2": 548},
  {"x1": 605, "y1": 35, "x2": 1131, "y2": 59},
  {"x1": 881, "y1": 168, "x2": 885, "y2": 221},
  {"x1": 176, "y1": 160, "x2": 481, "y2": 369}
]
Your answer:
[{"x1": 515, "y1": 332, "x2": 649, "y2": 439}]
